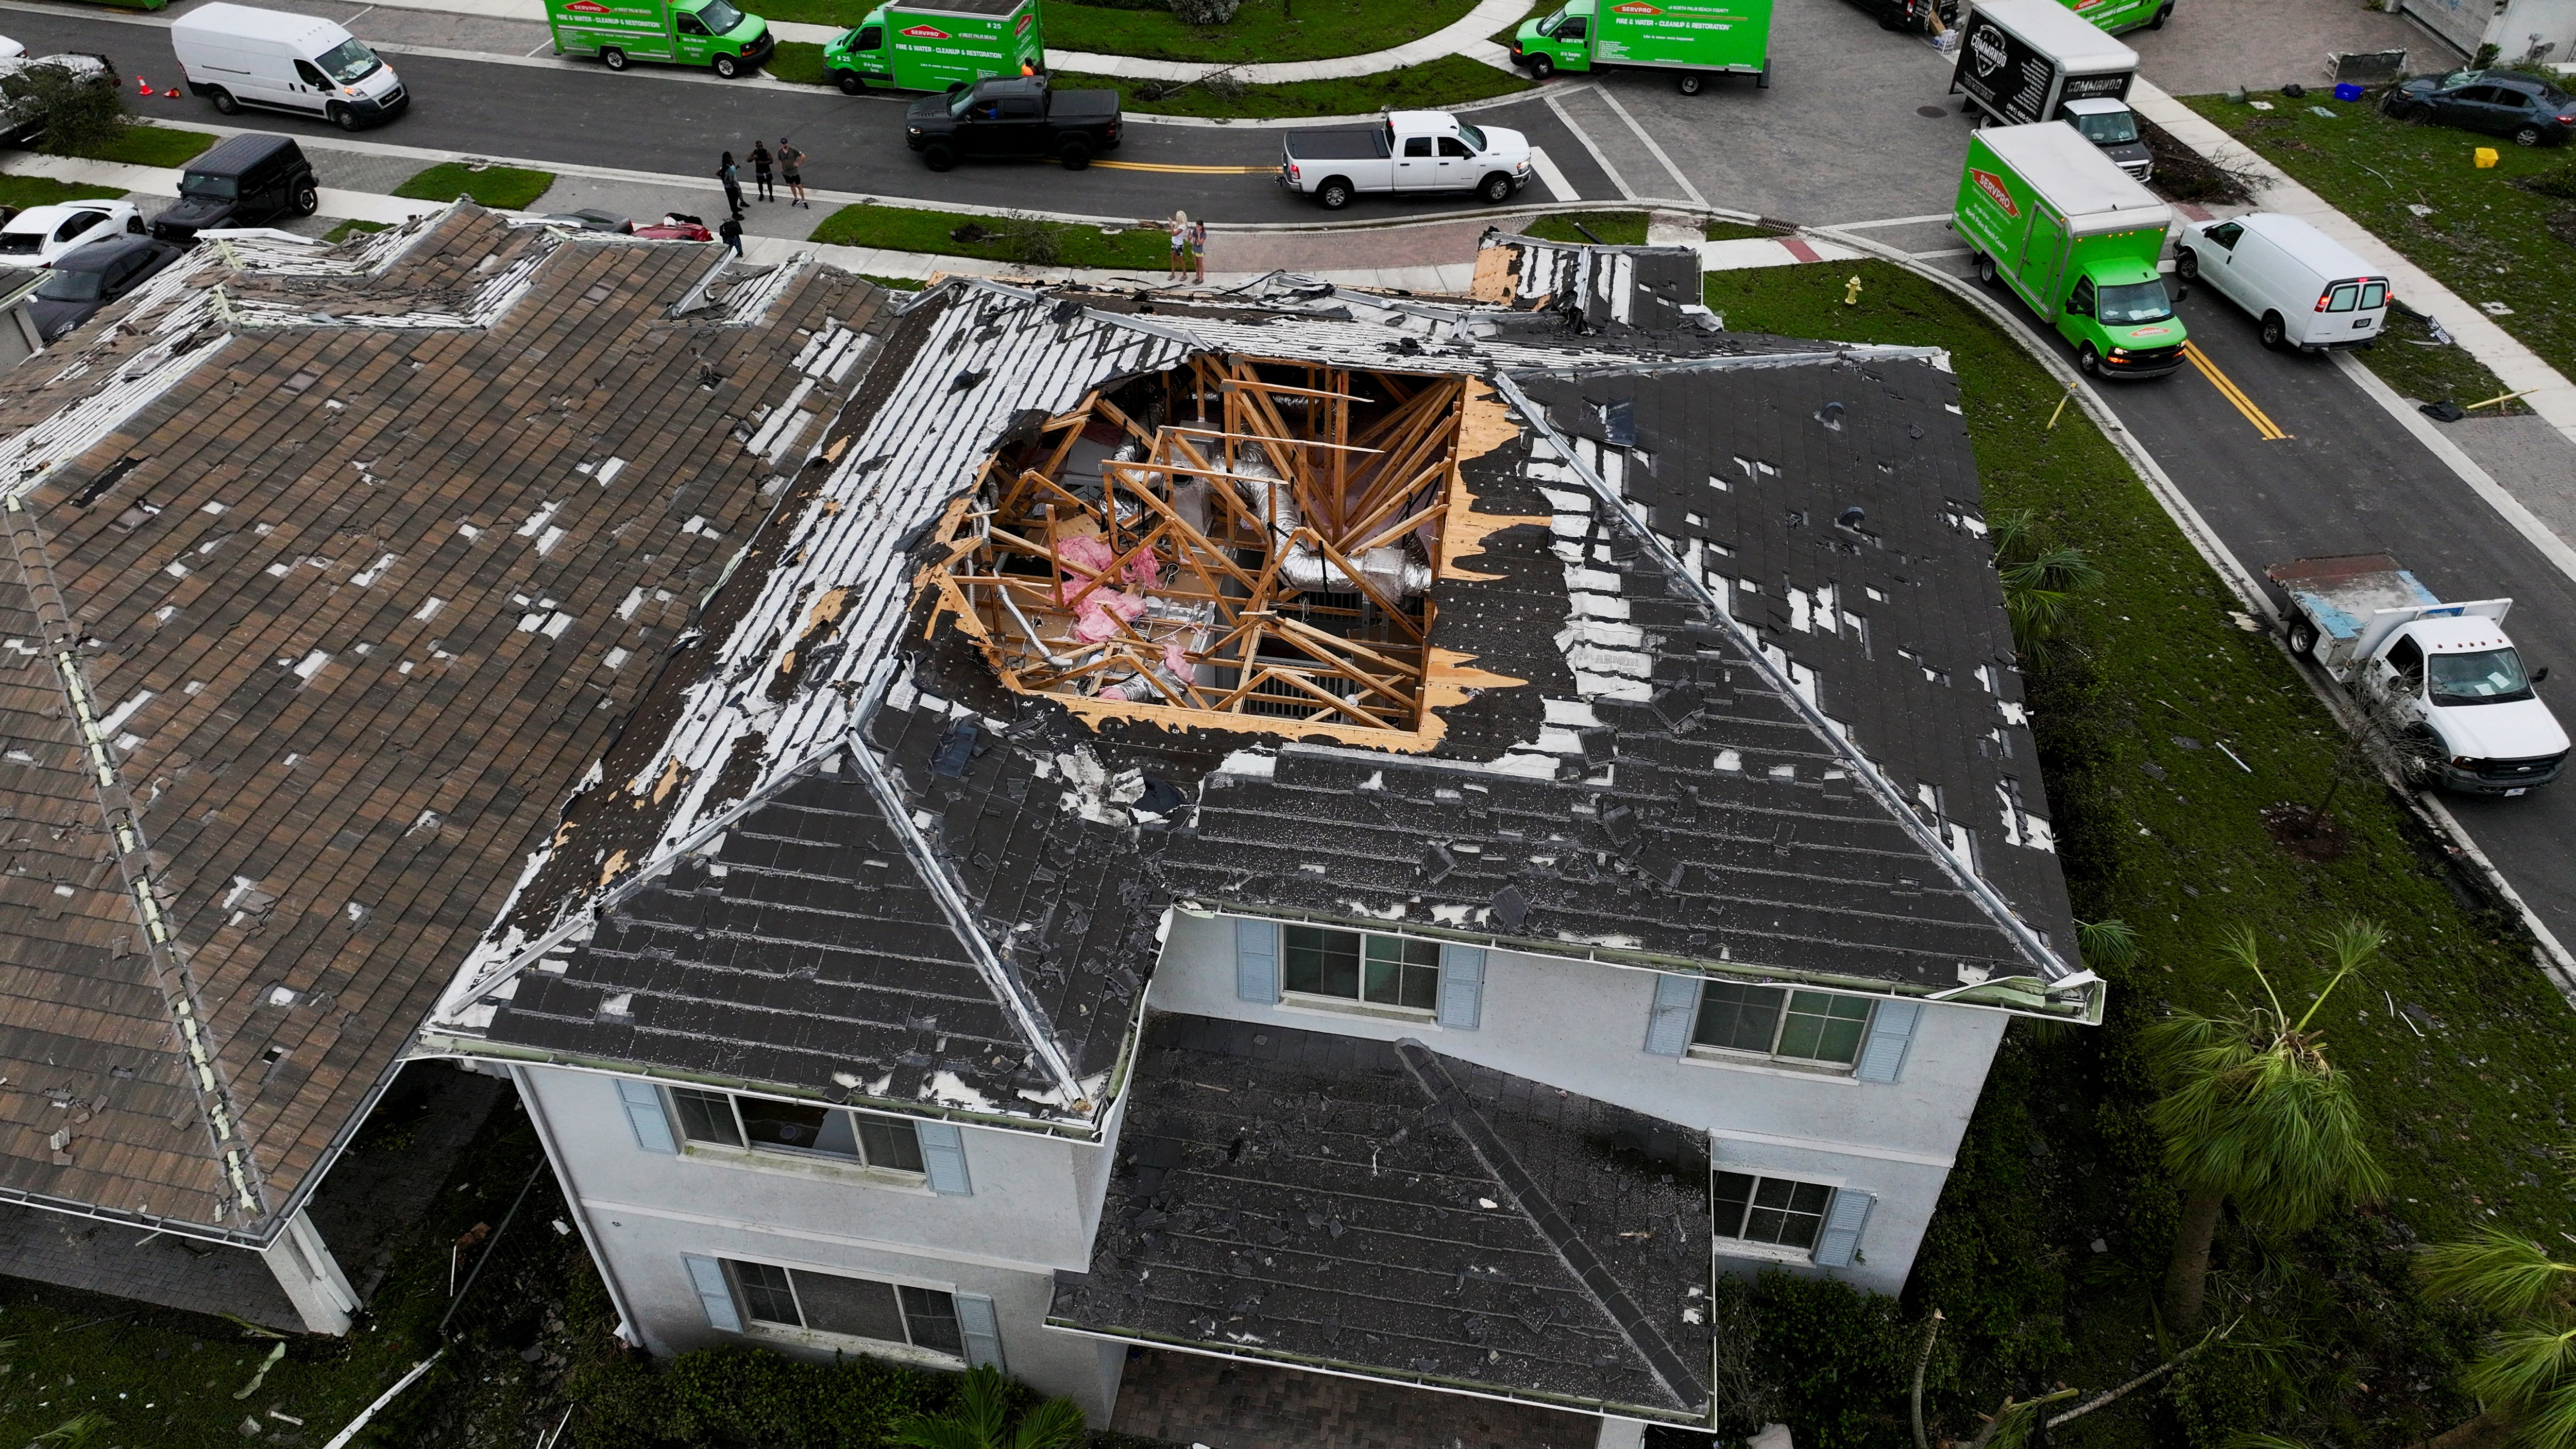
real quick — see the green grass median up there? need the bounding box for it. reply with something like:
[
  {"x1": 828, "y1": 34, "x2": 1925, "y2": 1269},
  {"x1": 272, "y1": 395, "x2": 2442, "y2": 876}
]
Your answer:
[
  {"x1": 0, "y1": 175, "x2": 127, "y2": 210},
  {"x1": 394, "y1": 162, "x2": 556, "y2": 212},
  {"x1": 811, "y1": 201, "x2": 1171, "y2": 270},
  {"x1": 1057, "y1": 54, "x2": 1526, "y2": 121},
  {"x1": 63, "y1": 125, "x2": 218, "y2": 167},
  {"x1": 1044, "y1": 0, "x2": 1475, "y2": 65}
]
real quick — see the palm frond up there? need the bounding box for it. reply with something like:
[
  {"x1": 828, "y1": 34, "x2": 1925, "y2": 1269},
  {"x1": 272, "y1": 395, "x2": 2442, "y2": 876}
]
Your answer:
[
  {"x1": 2075, "y1": 918, "x2": 2139, "y2": 969},
  {"x1": 1010, "y1": 1399, "x2": 1089, "y2": 1449},
  {"x1": 2218, "y1": 1434, "x2": 2314, "y2": 1449},
  {"x1": 1987, "y1": 508, "x2": 2037, "y2": 560},
  {"x1": 2003, "y1": 544, "x2": 2102, "y2": 595},
  {"x1": 889, "y1": 1418, "x2": 992, "y2": 1449},
  {"x1": 2004, "y1": 585, "x2": 2074, "y2": 643},
  {"x1": 2421, "y1": 1229, "x2": 2576, "y2": 1318},
  {"x1": 2462, "y1": 1324, "x2": 2576, "y2": 1411},
  {"x1": 30, "y1": 1412, "x2": 113, "y2": 1448}
]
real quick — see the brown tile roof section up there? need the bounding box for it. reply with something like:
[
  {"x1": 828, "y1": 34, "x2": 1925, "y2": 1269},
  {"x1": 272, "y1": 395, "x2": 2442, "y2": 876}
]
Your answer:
[{"x1": 0, "y1": 208, "x2": 887, "y2": 1240}]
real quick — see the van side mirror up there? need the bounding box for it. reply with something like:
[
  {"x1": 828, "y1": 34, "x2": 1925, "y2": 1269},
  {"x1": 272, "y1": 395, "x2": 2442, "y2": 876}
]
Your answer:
[
  {"x1": 946, "y1": 80, "x2": 968, "y2": 94},
  {"x1": 2534, "y1": 666, "x2": 2551, "y2": 684},
  {"x1": 2173, "y1": 283, "x2": 2190, "y2": 302}
]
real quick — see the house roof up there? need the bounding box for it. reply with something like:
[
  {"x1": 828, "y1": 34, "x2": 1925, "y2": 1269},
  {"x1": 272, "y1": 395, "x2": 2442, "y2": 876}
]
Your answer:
[
  {"x1": 0, "y1": 205, "x2": 883, "y2": 1241},
  {"x1": 444, "y1": 238, "x2": 2083, "y2": 1132},
  {"x1": 1047, "y1": 1013, "x2": 1715, "y2": 1422}
]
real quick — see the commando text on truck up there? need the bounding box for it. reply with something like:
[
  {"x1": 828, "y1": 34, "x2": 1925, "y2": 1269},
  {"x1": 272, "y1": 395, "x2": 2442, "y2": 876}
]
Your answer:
[
  {"x1": 1953, "y1": 122, "x2": 2185, "y2": 378},
  {"x1": 826, "y1": 0, "x2": 1038, "y2": 93}
]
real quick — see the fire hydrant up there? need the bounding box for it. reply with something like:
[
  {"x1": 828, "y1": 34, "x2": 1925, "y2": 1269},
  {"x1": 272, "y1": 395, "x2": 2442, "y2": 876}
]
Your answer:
[{"x1": 1843, "y1": 274, "x2": 1863, "y2": 307}]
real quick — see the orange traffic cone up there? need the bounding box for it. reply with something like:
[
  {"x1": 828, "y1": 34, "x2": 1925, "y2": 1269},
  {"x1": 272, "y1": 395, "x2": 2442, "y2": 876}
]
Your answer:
[
  {"x1": 135, "y1": 73, "x2": 152, "y2": 96},
  {"x1": 163, "y1": 87, "x2": 178, "y2": 97}
]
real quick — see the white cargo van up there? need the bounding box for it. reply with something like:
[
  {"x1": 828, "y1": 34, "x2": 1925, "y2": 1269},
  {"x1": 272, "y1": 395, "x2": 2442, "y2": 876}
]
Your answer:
[
  {"x1": 171, "y1": 3, "x2": 408, "y2": 131},
  {"x1": 2174, "y1": 212, "x2": 2390, "y2": 353}
]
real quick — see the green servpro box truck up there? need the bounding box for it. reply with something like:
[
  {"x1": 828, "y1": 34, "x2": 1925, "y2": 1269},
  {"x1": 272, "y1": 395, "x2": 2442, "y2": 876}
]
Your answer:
[
  {"x1": 547, "y1": 0, "x2": 774, "y2": 75},
  {"x1": 2056, "y1": 0, "x2": 2169, "y2": 34},
  {"x1": 1953, "y1": 122, "x2": 2185, "y2": 379},
  {"x1": 1509, "y1": 0, "x2": 1770, "y2": 94},
  {"x1": 824, "y1": 0, "x2": 1041, "y2": 93}
]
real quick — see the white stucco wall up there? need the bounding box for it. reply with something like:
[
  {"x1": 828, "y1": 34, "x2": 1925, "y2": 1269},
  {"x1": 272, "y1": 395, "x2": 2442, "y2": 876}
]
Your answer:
[{"x1": 1148, "y1": 911, "x2": 2010, "y2": 1295}]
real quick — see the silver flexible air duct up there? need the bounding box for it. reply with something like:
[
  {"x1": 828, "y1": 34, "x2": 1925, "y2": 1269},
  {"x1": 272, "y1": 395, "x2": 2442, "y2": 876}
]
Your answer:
[{"x1": 1231, "y1": 448, "x2": 1432, "y2": 598}]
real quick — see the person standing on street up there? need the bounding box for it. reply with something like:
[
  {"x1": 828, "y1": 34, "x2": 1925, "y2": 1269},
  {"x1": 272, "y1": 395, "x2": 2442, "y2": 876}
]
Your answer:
[
  {"x1": 1166, "y1": 209, "x2": 1188, "y2": 282},
  {"x1": 779, "y1": 138, "x2": 808, "y2": 209},
  {"x1": 751, "y1": 141, "x2": 775, "y2": 202},
  {"x1": 1189, "y1": 214, "x2": 1207, "y2": 284},
  {"x1": 719, "y1": 151, "x2": 745, "y2": 219},
  {"x1": 719, "y1": 213, "x2": 744, "y2": 258}
]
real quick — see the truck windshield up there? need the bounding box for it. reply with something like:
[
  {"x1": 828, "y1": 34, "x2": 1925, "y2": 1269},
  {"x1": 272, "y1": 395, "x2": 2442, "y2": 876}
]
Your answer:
[
  {"x1": 1456, "y1": 123, "x2": 1484, "y2": 151},
  {"x1": 315, "y1": 38, "x2": 382, "y2": 84},
  {"x1": 2094, "y1": 280, "x2": 2173, "y2": 325},
  {"x1": 699, "y1": 0, "x2": 748, "y2": 33},
  {"x1": 1537, "y1": 6, "x2": 1568, "y2": 32},
  {"x1": 2429, "y1": 647, "x2": 2534, "y2": 705},
  {"x1": 179, "y1": 174, "x2": 239, "y2": 200},
  {"x1": 2071, "y1": 110, "x2": 2138, "y2": 145}
]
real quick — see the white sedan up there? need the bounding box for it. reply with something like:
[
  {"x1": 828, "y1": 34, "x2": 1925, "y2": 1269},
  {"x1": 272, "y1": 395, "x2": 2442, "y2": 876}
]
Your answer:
[
  {"x1": 0, "y1": 37, "x2": 25, "y2": 60},
  {"x1": 0, "y1": 202, "x2": 145, "y2": 268}
]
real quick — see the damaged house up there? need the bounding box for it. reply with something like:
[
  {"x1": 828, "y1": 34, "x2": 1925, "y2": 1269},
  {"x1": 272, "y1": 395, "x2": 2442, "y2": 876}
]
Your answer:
[{"x1": 0, "y1": 209, "x2": 2090, "y2": 1440}]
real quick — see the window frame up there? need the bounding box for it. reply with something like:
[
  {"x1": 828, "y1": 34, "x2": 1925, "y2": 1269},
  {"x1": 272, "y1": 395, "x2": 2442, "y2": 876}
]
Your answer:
[
  {"x1": 1711, "y1": 1171, "x2": 1838, "y2": 1256},
  {"x1": 720, "y1": 1258, "x2": 967, "y2": 1360},
  {"x1": 1685, "y1": 979, "x2": 1876, "y2": 1072},
  {"x1": 1280, "y1": 924, "x2": 1442, "y2": 1017},
  {"x1": 665, "y1": 1086, "x2": 928, "y2": 1178}
]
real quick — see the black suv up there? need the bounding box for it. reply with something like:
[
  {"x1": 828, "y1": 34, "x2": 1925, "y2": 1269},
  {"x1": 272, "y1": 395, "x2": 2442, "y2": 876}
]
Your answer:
[
  {"x1": 2381, "y1": 69, "x2": 2576, "y2": 147},
  {"x1": 149, "y1": 133, "x2": 321, "y2": 240},
  {"x1": 29, "y1": 234, "x2": 188, "y2": 342}
]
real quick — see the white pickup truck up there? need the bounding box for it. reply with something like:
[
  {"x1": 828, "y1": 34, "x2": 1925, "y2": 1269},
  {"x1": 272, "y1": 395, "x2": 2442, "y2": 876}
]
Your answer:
[
  {"x1": 1279, "y1": 110, "x2": 1534, "y2": 210},
  {"x1": 2270, "y1": 554, "x2": 2570, "y2": 795}
]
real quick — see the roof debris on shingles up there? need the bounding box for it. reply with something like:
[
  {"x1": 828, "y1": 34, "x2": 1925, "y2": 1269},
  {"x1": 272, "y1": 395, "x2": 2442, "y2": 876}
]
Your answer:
[
  {"x1": 0, "y1": 203, "x2": 885, "y2": 1240},
  {"x1": 1049, "y1": 1013, "x2": 1715, "y2": 1420},
  {"x1": 448, "y1": 236, "x2": 2078, "y2": 1135}
]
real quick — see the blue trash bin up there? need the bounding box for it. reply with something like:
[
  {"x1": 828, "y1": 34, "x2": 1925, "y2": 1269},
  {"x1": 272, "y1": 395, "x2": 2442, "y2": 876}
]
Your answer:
[{"x1": 2333, "y1": 82, "x2": 2365, "y2": 101}]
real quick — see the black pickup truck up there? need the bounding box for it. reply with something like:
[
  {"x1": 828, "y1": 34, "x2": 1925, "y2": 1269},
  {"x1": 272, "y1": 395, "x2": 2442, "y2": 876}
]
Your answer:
[{"x1": 905, "y1": 76, "x2": 1122, "y2": 172}]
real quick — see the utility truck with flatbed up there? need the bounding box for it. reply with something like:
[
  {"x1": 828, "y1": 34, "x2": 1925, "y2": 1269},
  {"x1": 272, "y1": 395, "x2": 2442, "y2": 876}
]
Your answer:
[
  {"x1": 1952, "y1": 121, "x2": 2186, "y2": 378},
  {"x1": 1509, "y1": 0, "x2": 1771, "y2": 93},
  {"x1": 1280, "y1": 111, "x2": 1533, "y2": 210},
  {"x1": 2269, "y1": 554, "x2": 2569, "y2": 795},
  {"x1": 1953, "y1": 0, "x2": 2150, "y2": 177}
]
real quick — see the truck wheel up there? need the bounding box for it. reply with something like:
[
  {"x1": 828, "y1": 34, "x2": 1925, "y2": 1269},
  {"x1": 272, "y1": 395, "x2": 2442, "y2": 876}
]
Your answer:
[
  {"x1": 208, "y1": 86, "x2": 240, "y2": 114},
  {"x1": 1060, "y1": 139, "x2": 1093, "y2": 170},
  {"x1": 2287, "y1": 620, "x2": 2319, "y2": 657},
  {"x1": 292, "y1": 183, "x2": 319, "y2": 217},
  {"x1": 1678, "y1": 72, "x2": 1704, "y2": 95},
  {"x1": 2175, "y1": 246, "x2": 2199, "y2": 280},
  {"x1": 713, "y1": 52, "x2": 742, "y2": 77},
  {"x1": 836, "y1": 71, "x2": 865, "y2": 94},
  {"x1": 2147, "y1": 2, "x2": 2171, "y2": 25},
  {"x1": 1476, "y1": 172, "x2": 1512, "y2": 203},
  {"x1": 601, "y1": 47, "x2": 629, "y2": 70},
  {"x1": 2259, "y1": 311, "x2": 2287, "y2": 350},
  {"x1": 923, "y1": 142, "x2": 957, "y2": 172},
  {"x1": 1973, "y1": 251, "x2": 1997, "y2": 285},
  {"x1": 1529, "y1": 54, "x2": 1554, "y2": 79},
  {"x1": 2077, "y1": 343, "x2": 2102, "y2": 375},
  {"x1": 1318, "y1": 178, "x2": 1353, "y2": 210},
  {"x1": 328, "y1": 103, "x2": 360, "y2": 132}
]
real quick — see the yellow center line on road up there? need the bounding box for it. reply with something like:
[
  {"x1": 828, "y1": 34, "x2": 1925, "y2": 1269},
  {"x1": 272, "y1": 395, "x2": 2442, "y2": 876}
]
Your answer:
[
  {"x1": 1093, "y1": 161, "x2": 1278, "y2": 174},
  {"x1": 2181, "y1": 341, "x2": 2292, "y2": 441}
]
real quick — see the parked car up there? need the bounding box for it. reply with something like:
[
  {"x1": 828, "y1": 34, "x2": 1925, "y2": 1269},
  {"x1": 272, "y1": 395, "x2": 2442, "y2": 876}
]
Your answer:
[
  {"x1": 634, "y1": 214, "x2": 714, "y2": 240},
  {"x1": 2380, "y1": 68, "x2": 2575, "y2": 147},
  {"x1": 541, "y1": 208, "x2": 634, "y2": 232},
  {"x1": 0, "y1": 37, "x2": 27, "y2": 59},
  {"x1": 904, "y1": 75, "x2": 1121, "y2": 172},
  {"x1": 2175, "y1": 211, "x2": 2391, "y2": 352},
  {"x1": 1280, "y1": 111, "x2": 1534, "y2": 209},
  {"x1": 172, "y1": 3, "x2": 407, "y2": 130},
  {"x1": 0, "y1": 53, "x2": 116, "y2": 145},
  {"x1": 149, "y1": 133, "x2": 319, "y2": 240},
  {"x1": 0, "y1": 202, "x2": 144, "y2": 267},
  {"x1": 29, "y1": 234, "x2": 188, "y2": 342}
]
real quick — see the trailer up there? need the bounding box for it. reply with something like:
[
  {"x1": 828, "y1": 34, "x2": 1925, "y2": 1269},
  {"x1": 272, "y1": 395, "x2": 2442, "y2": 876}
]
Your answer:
[{"x1": 1510, "y1": 0, "x2": 1771, "y2": 93}]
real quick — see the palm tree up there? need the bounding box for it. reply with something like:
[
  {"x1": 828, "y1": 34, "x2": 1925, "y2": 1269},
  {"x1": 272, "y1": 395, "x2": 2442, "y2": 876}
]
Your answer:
[
  {"x1": 2147, "y1": 919, "x2": 2391, "y2": 1329},
  {"x1": 1988, "y1": 509, "x2": 2103, "y2": 651},
  {"x1": 2415, "y1": 1228, "x2": 2576, "y2": 1449},
  {"x1": 891, "y1": 1363, "x2": 1087, "y2": 1449}
]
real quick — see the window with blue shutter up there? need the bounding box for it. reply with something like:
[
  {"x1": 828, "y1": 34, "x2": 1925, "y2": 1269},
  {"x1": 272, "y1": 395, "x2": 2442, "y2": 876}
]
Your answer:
[
  {"x1": 618, "y1": 1078, "x2": 676, "y2": 1154},
  {"x1": 1234, "y1": 917, "x2": 1280, "y2": 1003},
  {"x1": 1642, "y1": 973, "x2": 1701, "y2": 1056},
  {"x1": 1812, "y1": 1189, "x2": 1875, "y2": 1268},
  {"x1": 955, "y1": 1292, "x2": 1006, "y2": 1371},
  {"x1": 916, "y1": 1119, "x2": 973, "y2": 1196},
  {"x1": 1435, "y1": 945, "x2": 1485, "y2": 1030},
  {"x1": 1854, "y1": 1000, "x2": 1922, "y2": 1084},
  {"x1": 683, "y1": 1254, "x2": 742, "y2": 1331}
]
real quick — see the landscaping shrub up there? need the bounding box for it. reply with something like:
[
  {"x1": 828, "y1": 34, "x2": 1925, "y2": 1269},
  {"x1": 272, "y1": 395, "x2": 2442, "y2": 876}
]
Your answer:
[{"x1": 1, "y1": 61, "x2": 132, "y2": 158}]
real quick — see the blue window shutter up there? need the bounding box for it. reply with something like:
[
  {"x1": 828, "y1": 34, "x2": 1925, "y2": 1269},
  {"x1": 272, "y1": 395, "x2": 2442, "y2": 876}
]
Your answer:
[
  {"x1": 1813, "y1": 1190, "x2": 1875, "y2": 1268},
  {"x1": 1642, "y1": 973, "x2": 1701, "y2": 1056},
  {"x1": 1234, "y1": 917, "x2": 1280, "y2": 1003},
  {"x1": 1854, "y1": 1000, "x2": 1923, "y2": 1084},
  {"x1": 955, "y1": 1292, "x2": 1006, "y2": 1372},
  {"x1": 618, "y1": 1078, "x2": 676, "y2": 1154},
  {"x1": 1436, "y1": 945, "x2": 1485, "y2": 1030},
  {"x1": 683, "y1": 1254, "x2": 742, "y2": 1331},
  {"x1": 917, "y1": 1120, "x2": 973, "y2": 1196}
]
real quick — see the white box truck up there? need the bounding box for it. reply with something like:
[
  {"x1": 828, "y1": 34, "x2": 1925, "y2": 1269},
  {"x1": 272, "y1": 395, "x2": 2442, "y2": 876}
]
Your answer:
[
  {"x1": 172, "y1": 3, "x2": 408, "y2": 131},
  {"x1": 1952, "y1": 0, "x2": 2150, "y2": 178},
  {"x1": 2270, "y1": 554, "x2": 2569, "y2": 794}
]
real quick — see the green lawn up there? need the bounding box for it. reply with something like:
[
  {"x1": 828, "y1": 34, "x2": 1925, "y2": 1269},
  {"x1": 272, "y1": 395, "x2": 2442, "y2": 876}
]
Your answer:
[
  {"x1": 2358, "y1": 298, "x2": 2527, "y2": 414},
  {"x1": 811, "y1": 202, "x2": 1171, "y2": 269},
  {"x1": 60, "y1": 125, "x2": 216, "y2": 167},
  {"x1": 2183, "y1": 91, "x2": 2576, "y2": 386},
  {"x1": 1058, "y1": 54, "x2": 1524, "y2": 119},
  {"x1": 324, "y1": 218, "x2": 389, "y2": 242},
  {"x1": 393, "y1": 162, "x2": 556, "y2": 211},
  {"x1": 767, "y1": 38, "x2": 831, "y2": 84},
  {"x1": 1707, "y1": 260, "x2": 2576, "y2": 1447},
  {"x1": 0, "y1": 175, "x2": 126, "y2": 210},
  {"x1": 1043, "y1": 0, "x2": 1472, "y2": 64},
  {"x1": 1519, "y1": 209, "x2": 1647, "y2": 244}
]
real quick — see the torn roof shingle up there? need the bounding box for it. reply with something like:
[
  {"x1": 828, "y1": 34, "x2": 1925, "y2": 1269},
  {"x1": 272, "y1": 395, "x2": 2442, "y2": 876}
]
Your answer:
[{"x1": 1048, "y1": 1013, "x2": 1715, "y2": 1421}]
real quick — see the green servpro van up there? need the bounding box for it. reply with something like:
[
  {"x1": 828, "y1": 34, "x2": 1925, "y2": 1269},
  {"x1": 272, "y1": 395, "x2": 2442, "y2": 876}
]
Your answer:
[
  {"x1": 2057, "y1": 0, "x2": 2170, "y2": 34},
  {"x1": 1509, "y1": 0, "x2": 1770, "y2": 93},
  {"x1": 824, "y1": 0, "x2": 1041, "y2": 93},
  {"x1": 547, "y1": 0, "x2": 775, "y2": 75},
  {"x1": 1953, "y1": 122, "x2": 2186, "y2": 379}
]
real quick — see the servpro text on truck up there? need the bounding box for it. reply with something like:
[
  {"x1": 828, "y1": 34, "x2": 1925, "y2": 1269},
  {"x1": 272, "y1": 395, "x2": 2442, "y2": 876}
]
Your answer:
[
  {"x1": 1510, "y1": 0, "x2": 1770, "y2": 94},
  {"x1": 825, "y1": 0, "x2": 1038, "y2": 94},
  {"x1": 546, "y1": 0, "x2": 773, "y2": 75},
  {"x1": 1953, "y1": 122, "x2": 2187, "y2": 378}
]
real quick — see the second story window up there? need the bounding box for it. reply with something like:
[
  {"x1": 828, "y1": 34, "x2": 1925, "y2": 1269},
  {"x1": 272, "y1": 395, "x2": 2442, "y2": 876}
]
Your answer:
[
  {"x1": 1283, "y1": 926, "x2": 1440, "y2": 1013},
  {"x1": 1691, "y1": 980, "x2": 1873, "y2": 1068},
  {"x1": 667, "y1": 1087, "x2": 928, "y2": 1173}
]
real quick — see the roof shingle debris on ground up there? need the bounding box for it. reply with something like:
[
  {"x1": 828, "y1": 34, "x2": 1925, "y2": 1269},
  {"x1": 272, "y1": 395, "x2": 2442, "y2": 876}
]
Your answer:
[
  {"x1": 1048, "y1": 1013, "x2": 1715, "y2": 1421},
  {"x1": 0, "y1": 203, "x2": 881, "y2": 1242}
]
